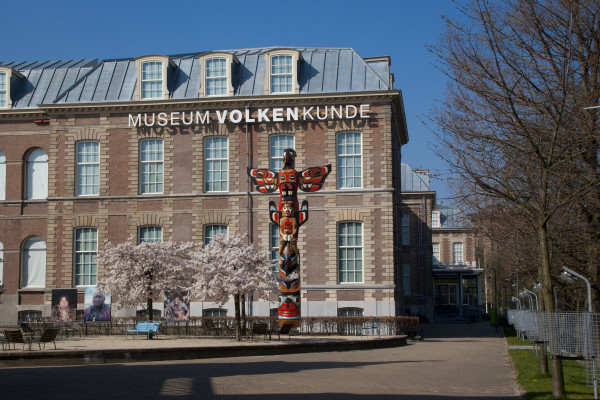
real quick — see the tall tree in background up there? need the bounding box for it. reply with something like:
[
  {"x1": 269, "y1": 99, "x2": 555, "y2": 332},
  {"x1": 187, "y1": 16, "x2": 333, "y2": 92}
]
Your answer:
[
  {"x1": 189, "y1": 234, "x2": 276, "y2": 341},
  {"x1": 430, "y1": 0, "x2": 600, "y2": 396},
  {"x1": 97, "y1": 237, "x2": 195, "y2": 321}
]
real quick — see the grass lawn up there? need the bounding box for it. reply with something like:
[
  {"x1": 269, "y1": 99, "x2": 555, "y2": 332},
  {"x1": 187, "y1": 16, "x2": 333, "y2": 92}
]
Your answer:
[{"x1": 505, "y1": 327, "x2": 595, "y2": 399}]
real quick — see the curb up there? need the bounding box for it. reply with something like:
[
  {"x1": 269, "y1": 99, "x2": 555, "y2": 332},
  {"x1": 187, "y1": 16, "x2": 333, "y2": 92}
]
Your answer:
[{"x1": 0, "y1": 335, "x2": 408, "y2": 368}]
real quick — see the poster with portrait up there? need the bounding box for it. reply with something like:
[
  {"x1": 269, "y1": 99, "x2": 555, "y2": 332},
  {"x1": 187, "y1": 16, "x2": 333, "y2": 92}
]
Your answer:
[
  {"x1": 51, "y1": 289, "x2": 77, "y2": 323},
  {"x1": 164, "y1": 290, "x2": 190, "y2": 321},
  {"x1": 84, "y1": 286, "x2": 111, "y2": 322}
]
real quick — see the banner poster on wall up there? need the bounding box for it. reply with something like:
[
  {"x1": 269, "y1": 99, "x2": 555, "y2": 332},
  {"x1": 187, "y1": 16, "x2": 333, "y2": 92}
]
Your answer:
[
  {"x1": 51, "y1": 288, "x2": 77, "y2": 323},
  {"x1": 84, "y1": 287, "x2": 111, "y2": 322},
  {"x1": 164, "y1": 290, "x2": 190, "y2": 321}
]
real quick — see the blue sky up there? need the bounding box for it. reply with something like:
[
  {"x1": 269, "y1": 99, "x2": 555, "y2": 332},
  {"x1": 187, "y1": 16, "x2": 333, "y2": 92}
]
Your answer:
[{"x1": 2, "y1": 0, "x2": 461, "y2": 200}]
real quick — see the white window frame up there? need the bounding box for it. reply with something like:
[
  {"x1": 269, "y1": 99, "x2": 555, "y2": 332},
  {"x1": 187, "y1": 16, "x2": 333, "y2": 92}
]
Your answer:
[
  {"x1": 205, "y1": 137, "x2": 228, "y2": 192},
  {"x1": 25, "y1": 148, "x2": 48, "y2": 200},
  {"x1": 401, "y1": 213, "x2": 410, "y2": 245},
  {"x1": 199, "y1": 53, "x2": 237, "y2": 98},
  {"x1": 338, "y1": 222, "x2": 363, "y2": 283},
  {"x1": 140, "y1": 139, "x2": 164, "y2": 194},
  {"x1": 139, "y1": 226, "x2": 163, "y2": 243},
  {"x1": 337, "y1": 132, "x2": 363, "y2": 189},
  {"x1": 135, "y1": 56, "x2": 174, "y2": 101},
  {"x1": 432, "y1": 242, "x2": 441, "y2": 265},
  {"x1": 76, "y1": 141, "x2": 100, "y2": 196},
  {"x1": 269, "y1": 135, "x2": 295, "y2": 171},
  {"x1": 432, "y1": 211, "x2": 441, "y2": 228},
  {"x1": 0, "y1": 241, "x2": 3, "y2": 284},
  {"x1": 270, "y1": 224, "x2": 279, "y2": 270},
  {"x1": 264, "y1": 49, "x2": 301, "y2": 95},
  {"x1": 402, "y1": 263, "x2": 411, "y2": 295},
  {"x1": 0, "y1": 67, "x2": 24, "y2": 110},
  {"x1": 0, "y1": 71, "x2": 7, "y2": 109},
  {"x1": 74, "y1": 228, "x2": 98, "y2": 286},
  {"x1": 22, "y1": 237, "x2": 46, "y2": 288},
  {"x1": 0, "y1": 150, "x2": 5, "y2": 200},
  {"x1": 204, "y1": 225, "x2": 228, "y2": 245},
  {"x1": 453, "y1": 242, "x2": 464, "y2": 265}
]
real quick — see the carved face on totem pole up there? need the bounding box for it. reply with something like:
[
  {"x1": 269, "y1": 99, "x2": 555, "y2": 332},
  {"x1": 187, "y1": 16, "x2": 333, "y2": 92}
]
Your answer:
[{"x1": 248, "y1": 149, "x2": 331, "y2": 326}]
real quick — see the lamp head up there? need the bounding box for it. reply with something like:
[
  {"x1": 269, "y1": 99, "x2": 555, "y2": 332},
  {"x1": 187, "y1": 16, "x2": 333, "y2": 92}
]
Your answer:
[
  {"x1": 560, "y1": 271, "x2": 574, "y2": 285},
  {"x1": 533, "y1": 282, "x2": 542, "y2": 292}
]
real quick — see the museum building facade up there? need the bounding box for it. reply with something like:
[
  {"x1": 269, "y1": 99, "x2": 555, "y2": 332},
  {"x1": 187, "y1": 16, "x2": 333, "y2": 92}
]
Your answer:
[{"x1": 0, "y1": 47, "x2": 409, "y2": 323}]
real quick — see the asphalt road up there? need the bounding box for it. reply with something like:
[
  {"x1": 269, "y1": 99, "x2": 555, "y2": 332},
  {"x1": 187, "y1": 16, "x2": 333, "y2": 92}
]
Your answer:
[{"x1": 0, "y1": 323, "x2": 523, "y2": 400}]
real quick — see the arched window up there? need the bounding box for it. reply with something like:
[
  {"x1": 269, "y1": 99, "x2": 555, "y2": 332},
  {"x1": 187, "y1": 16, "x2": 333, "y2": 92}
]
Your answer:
[
  {"x1": 0, "y1": 150, "x2": 5, "y2": 200},
  {"x1": 25, "y1": 149, "x2": 48, "y2": 199},
  {"x1": 22, "y1": 237, "x2": 46, "y2": 288}
]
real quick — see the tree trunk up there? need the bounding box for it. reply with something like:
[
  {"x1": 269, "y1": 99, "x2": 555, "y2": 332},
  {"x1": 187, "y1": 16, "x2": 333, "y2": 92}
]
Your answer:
[
  {"x1": 234, "y1": 293, "x2": 241, "y2": 341},
  {"x1": 539, "y1": 221, "x2": 565, "y2": 397},
  {"x1": 146, "y1": 297, "x2": 153, "y2": 321},
  {"x1": 241, "y1": 293, "x2": 247, "y2": 337}
]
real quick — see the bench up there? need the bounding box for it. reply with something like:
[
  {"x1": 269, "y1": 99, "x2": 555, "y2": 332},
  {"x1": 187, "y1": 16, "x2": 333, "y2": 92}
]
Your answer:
[
  {"x1": 250, "y1": 322, "x2": 270, "y2": 340},
  {"x1": 126, "y1": 321, "x2": 160, "y2": 340}
]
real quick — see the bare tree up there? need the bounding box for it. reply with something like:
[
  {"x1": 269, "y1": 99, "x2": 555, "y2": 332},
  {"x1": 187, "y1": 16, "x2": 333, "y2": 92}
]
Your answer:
[{"x1": 429, "y1": 0, "x2": 600, "y2": 396}]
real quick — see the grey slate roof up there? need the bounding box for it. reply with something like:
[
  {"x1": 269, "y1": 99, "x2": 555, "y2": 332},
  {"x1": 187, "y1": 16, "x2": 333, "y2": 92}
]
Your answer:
[
  {"x1": 2, "y1": 48, "x2": 392, "y2": 109},
  {"x1": 0, "y1": 60, "x2": 97, "y2": 109},
  {"x1": 54, "y1": 47, "x2": 391, "y2": 104},
  {"x1": 401, "y1": 163, "x2": 430, "y2": 192},
  {"x1": 435, "y1": 203, "x2": 470, "y2": 229}
]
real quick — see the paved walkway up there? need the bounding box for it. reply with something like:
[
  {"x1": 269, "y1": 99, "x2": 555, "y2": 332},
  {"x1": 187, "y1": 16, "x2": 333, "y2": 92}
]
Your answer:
[
  {"x1": 1, "y1": 322, "x2": 524, "y2": 399},
  {"x1": 0, "y1": 323, "x2": 520, "y2": 400}
]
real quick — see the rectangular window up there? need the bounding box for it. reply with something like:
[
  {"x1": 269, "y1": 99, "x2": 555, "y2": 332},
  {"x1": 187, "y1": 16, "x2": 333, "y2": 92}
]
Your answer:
[
  {"x1": 77, "y1": 141, "x2": 100, "y2": 196},
  {"x1": 271, "y1": 54, "x2": 293, "y2": 93},
  {"x1": 206, "y1": 58, "x2": 227, "y2": 96},
  {"x1": 337, "y1": 132, "x2": 362, "y2": 188},
  {"x1": 0, "y1": 72, "x2": 6, "y2": 108},
  {"x1": 270, "y1": 224, "x2": 279, "y2": 271},
  {"x1": 338, "y1": 222, "x2": 363, "y2": 283},
  {"x1": 139, "y1": 226, "x2": 162, "y2": 243},
  {"x1": 204, "y1": 225, "x2": 228, "y2": 245},
  {"x1": 432, "y1": 211, "x2": 440, "y2": 228},
  {"x1": 453, "y1": 242, "x2": 463, "y2": 264},
  {"x1": 432, "y1": 242, "x2": 440, "y2": 265},
  {"x1": 402, "y1": 263, "x2": 411, "y2": 295},
  {"x1": 75, "y1": 228, "x2": 98, "y2": 286},
  {"x1": 140, "y1": 139, "x2": 163, "y2": 194},
  {"x1": 401, "y1": 213, "x2": 410, "y2": 245},
  {"x1": 141, "y1": 61, "x2": 163, "y2": 99},
  {"x1": 270, "y1": 135, "x2": 294, "y2": 171},
  {"x1": 205, "y1": 137, "x2": 228, "y2": 192}
]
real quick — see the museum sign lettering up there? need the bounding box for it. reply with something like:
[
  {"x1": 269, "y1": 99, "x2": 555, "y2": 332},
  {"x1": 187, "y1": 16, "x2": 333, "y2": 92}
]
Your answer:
[{"x1": 128, "y1": 104, "x2": 370, "y2": 127}]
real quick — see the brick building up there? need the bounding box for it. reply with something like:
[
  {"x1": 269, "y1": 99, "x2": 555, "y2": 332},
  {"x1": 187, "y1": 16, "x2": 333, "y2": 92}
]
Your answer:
[
  {"x1": 399, "y1": 164, "x2": 483, "y2": 322},
  {"x1": 0, "y1": 47, "x2": 410, "y2": 323}
]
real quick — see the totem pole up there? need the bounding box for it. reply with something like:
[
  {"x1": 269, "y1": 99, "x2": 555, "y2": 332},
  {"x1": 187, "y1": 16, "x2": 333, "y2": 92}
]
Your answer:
[{"x1": 248, "y1": 149, "x2": 331, "y2": 327}]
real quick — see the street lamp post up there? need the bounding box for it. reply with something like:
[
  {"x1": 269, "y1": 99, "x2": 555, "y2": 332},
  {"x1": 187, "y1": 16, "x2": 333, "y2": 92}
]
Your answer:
[
  {"x1": 488, "y1": 267, "x2": 498, "y2": 327},
  {"x1": 560, "y1": 266, "x2": 597, "y2": 399},
  {"x1": 524, "y1": 288, "x2": 538, "y2": 311}
]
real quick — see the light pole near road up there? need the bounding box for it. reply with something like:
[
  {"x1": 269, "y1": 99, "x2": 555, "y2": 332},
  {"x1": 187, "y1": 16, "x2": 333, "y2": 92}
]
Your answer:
[{"x1": 488, "y1": 267, "x2": 498, "y2": 327}]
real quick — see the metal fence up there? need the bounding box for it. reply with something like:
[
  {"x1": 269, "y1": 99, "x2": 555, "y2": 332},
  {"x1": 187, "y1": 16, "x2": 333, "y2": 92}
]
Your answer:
[{"x1": 507, "y1": 310, "x2": 599, "y2": 389}]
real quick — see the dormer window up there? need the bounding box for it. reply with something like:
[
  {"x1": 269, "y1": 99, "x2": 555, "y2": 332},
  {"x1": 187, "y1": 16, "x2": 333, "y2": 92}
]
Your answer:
[
  {"x1": 0, "y1": 67, "x2": 24, "y2": 109},
  {"x1": 141, "y1": 61, "x2": 163, "y2": 99},
  {"x1": 199, "y1": 53, "x2": 237, "y2": 98},
  {"x1": 0, "y1": 72, "x2": 6, "y2": 108},
  {"x1": 432, "y1": 211, "x2": 441, "y2": 228},
  {"x1": 271, "y1": 55, "x2": 292, "y2": 93},
  {"x1": 206, "y1": 58, "x2": 227, "y2": 96},
  {"x1": 264, "y1": 49, "x2": 301, "y2": 95},
  {"x1": 135, "y1": 55, "x2": 176, "y2": 101}
]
